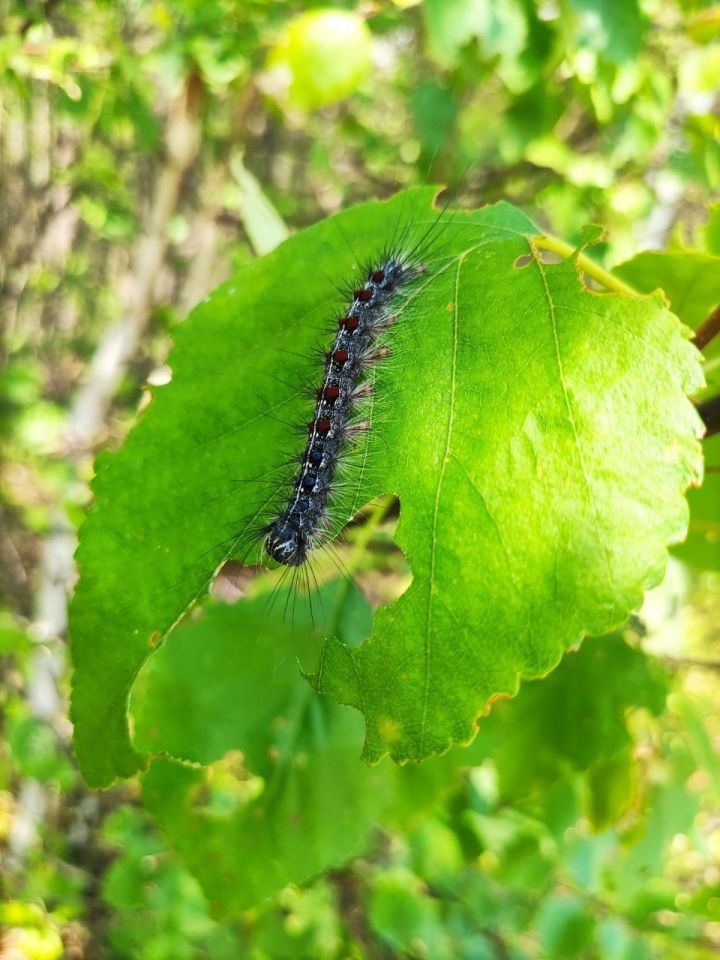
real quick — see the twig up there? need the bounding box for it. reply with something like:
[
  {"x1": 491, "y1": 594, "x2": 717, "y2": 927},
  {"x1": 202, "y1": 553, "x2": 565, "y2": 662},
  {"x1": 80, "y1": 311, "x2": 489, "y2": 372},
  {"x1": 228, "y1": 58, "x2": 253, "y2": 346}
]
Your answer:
[
  {"x1": 663, "y1": 656, "x2": 720, "y2": 673},
  {"x1": 692, "y1": 304, "x2": 720, "y2": 351}
]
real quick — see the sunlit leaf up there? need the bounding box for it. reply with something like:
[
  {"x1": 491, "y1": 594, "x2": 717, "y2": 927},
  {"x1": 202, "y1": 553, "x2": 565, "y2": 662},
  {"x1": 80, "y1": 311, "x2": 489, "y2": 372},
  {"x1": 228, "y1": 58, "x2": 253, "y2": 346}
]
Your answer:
[{"x1": 70, "y1": 189, "x2": 703, "y2": 786}]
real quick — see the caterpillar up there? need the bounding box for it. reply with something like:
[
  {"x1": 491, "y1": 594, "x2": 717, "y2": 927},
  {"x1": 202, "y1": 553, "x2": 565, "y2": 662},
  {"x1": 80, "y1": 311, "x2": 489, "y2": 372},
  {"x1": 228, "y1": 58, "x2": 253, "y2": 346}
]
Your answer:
[{"x1": 261, "y1": 253, "x2": 428, "y2": 568}]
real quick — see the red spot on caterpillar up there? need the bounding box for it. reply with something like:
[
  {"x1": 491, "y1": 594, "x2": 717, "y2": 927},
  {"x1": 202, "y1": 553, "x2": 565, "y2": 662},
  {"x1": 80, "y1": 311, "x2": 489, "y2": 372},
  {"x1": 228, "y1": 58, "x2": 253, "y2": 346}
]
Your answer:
[
  {"x1": 355, "y1": 288, "x2": 373, "y2": 302},
  {"x1": 371, "y1": 270, "x2": 385, "y2": 282},
  {"x1": 316, "y1": 419, "x2": 331, "y2": 433},
  {"x1": 332, "y1": 349, "x2": 349, "y2": 364},
  {"x1": 316, "y1": 385, "x2": 340, "y2": 401}
]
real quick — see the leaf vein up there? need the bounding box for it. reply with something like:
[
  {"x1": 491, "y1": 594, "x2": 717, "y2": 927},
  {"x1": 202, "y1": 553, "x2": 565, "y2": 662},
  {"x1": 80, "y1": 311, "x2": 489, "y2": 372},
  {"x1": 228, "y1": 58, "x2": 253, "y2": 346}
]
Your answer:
[{"x1": 420, "y1": 252, "x2": 463, "y2": 753}]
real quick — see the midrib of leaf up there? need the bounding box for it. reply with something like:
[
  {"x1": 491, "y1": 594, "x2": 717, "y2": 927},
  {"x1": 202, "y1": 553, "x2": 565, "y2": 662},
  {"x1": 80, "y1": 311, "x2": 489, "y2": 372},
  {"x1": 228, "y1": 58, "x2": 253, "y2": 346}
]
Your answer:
[
  {"x1": 421, "y1": 251, "x2": 463, "y2": 754},
  {"x1": 532, "y1": 247, "x2": 617, "y2": 620}
]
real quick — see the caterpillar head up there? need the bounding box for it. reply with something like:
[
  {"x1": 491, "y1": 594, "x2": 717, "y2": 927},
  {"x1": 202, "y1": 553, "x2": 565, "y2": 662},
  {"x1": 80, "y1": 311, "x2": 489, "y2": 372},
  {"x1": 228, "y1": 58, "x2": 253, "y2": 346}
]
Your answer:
[{"x1": 265, "y1": 519, "x2": 310, "y2": 567}]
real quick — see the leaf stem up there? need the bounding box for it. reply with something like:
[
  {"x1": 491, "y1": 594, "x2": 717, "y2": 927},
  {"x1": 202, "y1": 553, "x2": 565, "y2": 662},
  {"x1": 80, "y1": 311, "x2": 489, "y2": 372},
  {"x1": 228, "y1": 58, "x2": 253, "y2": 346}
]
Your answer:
[
  {"x1": 692, "y1": 304, "x2": 720, "y2": 351},
  {"x1": 532, "y1": 234, "x2": 639, "y2": 297}
]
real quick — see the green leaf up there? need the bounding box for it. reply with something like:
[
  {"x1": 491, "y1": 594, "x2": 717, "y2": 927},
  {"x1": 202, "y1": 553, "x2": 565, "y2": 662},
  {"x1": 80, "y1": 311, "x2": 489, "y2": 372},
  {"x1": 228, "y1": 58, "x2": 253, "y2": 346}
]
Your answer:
[
  {"x1": 229, "y1": 153, "x2": 289, "y2": 257},
  {"x1": 423, "y1": 0, "x2": 532, "y2": 84},
  {"x1": 7, "y1": 709, "x2": 77, "y2": 788},
  {"x1": 411, "y1": 80, "x2": 458, "y2": 156},
  {"x1": 613, "y1": 250, "x2": 720, "y2": 571},
  {"x1": 132, "y1": 597, "x2": 668, "y2": 913},
  {"x1": 568, "y1": 0, "x2": 648, "y2": 65},
  {"x1": 613, "y1": 248, "x2": 720, "y2": 422},
  {"x1": 368, "y1": 869, "x2": 451, "y2": 956},
  {"x1": 134, "y1": 583, "x2": 396, "y2": 915},
  {"x1": 0, "y1": 611, "x2": 31, "y2": 655},
  {"x1": 70, "y1": 187, "x2": 703, "y2": 786},
  {"x1": 613, "y1": 249, "x2": 720, "y2": 331},
  {"x1": 704, "y1": 203, "x2": 720, "y2": 256},
  {"x1": 423, "y1": 0, "x2": 487, "y2": 69},
  {"x1": 585, "y1": 748, "x2": 635, "y2": 830},
  {"x1": 133, "y1": 578, "x2": 491, "y2": 914},
  {"x1": 614, "y1": 755, "x2": 700, "y2": 904},
  {"x1": 265, "y1": 9, "x2": 372, "y2": 111},
  {"x1": 484, "y1": 633, "x2": 667, "y2": 799},
  {"x1": 535, "y1": 893, "x2": 595, "y2": 958},
  {"x1": 673, "y1": 690, "x2": 720, "y2": 798},
  {"x1": 131, "y1": 579, "x2": 370, "y2": 763}
]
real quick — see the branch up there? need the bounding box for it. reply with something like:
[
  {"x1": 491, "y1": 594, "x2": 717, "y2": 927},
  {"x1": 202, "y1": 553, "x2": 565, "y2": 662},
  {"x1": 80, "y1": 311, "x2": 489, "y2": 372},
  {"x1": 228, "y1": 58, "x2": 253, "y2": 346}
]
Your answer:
[
  {"x1": 692, "y1": 303, "x2": 720, "y2": 351},
  {"x1": 663, "y1": 656, "x2": 720, "y2": 673}
]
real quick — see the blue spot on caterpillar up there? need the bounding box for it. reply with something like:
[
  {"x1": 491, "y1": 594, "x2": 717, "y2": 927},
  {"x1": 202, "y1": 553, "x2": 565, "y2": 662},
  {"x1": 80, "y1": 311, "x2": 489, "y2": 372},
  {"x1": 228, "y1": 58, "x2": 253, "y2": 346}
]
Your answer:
[{"x1": 263, "y1": 256, "x2": 426, "y2": 566}]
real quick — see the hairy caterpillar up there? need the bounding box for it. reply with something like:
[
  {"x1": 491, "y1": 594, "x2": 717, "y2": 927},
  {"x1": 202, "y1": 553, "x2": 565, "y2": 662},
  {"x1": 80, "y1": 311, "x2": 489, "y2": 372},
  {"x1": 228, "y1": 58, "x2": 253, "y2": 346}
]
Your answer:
[
  {"x1": 263, "y1": 254, "x2": 427, "y2": 567},
  {"x1": 231, "y1": 195, "x2": 454, "y2": 585}
]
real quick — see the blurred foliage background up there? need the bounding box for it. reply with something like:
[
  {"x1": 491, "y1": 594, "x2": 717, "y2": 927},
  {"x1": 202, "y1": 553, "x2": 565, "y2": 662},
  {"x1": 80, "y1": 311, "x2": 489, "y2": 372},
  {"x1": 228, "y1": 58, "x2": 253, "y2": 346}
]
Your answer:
[{"x1": 1, "y1": 0, "x2": 720, "y2": 957}]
